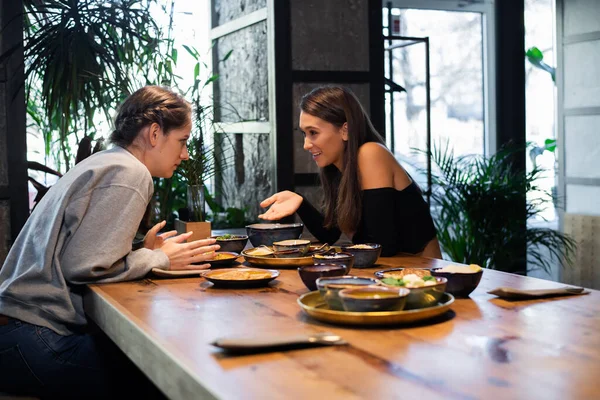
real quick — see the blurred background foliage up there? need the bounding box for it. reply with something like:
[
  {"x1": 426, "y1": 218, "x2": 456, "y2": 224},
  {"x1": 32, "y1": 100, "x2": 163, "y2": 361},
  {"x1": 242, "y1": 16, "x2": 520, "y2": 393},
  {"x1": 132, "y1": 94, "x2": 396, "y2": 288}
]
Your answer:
[{"x1": 20, "y1": 0, "x2": 251, "y2": 230}]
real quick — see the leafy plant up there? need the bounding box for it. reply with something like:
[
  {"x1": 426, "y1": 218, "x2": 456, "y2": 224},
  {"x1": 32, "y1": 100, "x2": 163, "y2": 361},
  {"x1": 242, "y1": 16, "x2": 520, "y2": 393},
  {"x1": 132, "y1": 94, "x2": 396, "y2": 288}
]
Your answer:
[
  {"x1": 22, "y1": 0, "x2": 162, "y2": 169},
  {"x1": 172, "y1": 45, "x2": 236, "y2": 222},
  {"x1": 526, "y1": 46, "x2": 555, "y2": 82},
  {"x1": 420, "y1": 142, "x2": 576, "y2": 274}
]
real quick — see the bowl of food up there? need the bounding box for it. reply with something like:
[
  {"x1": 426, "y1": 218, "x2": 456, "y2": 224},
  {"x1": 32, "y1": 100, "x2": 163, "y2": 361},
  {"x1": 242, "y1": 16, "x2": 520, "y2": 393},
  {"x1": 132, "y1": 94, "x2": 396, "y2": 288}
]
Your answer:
[
  {"x1": 340, "y1": 243, "x2": 382, "y2": 268},
  {"x1": 316, "y1": 276, "x2": 381, "y2": 310},
  {"x1": 210, "y1": 234, "x2": 248, "y2": 254},
  {"x1": 312, "y1": 252, "x2": 354, "y2": 274},
  {"x1": 202, "y1": 268, "x2": 279, "y2": 288},
  {"x1": 208, "y1": 251, "x2": 239, "y2": 267},
  {"x1": 338, "y1": 286, "x2": 410, "y2": 312},
  {"x1": 376, "y1": 268, "x2": 447, "y2": 309},
  {"x1": 273, "y1": 239, "x2": 311, "y2": 257},
  {"x1": 298, "y1": 264, "x2": 346, "y2": 291},
  {"x1": 430, "y1": 264, "x2": 483, "y2": 297},
  {"x1": 246, "y1": 223, "x2": 304, "y2": 247}
]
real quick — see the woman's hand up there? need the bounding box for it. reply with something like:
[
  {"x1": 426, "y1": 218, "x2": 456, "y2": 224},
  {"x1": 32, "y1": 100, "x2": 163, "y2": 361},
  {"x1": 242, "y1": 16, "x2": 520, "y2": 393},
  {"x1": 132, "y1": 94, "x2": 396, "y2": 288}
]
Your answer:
[
  {"x1": 143, "y1": 221, "x2": 178, "y2": 250},
  {"x1": 258, "y1": 191, "x2": 303, "y2": 220},
  {"x1": 157, "y1": 233, "x2": 220, "y2": 270}
]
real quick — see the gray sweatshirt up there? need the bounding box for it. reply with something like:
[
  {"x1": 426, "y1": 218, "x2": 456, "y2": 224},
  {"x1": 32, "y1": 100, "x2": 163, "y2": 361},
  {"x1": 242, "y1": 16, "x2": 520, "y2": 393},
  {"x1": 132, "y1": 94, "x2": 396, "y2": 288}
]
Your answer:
[{"x1": 0, "y1": 146, "x2": 169, "y2": 335}]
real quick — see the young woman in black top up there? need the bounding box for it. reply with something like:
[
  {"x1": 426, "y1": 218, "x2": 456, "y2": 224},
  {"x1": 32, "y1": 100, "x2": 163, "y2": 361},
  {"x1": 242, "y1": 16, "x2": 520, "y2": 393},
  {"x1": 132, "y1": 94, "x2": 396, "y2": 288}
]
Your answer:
[{"x1": 259, "y1": 85, "x2": 441, "y2": 258}]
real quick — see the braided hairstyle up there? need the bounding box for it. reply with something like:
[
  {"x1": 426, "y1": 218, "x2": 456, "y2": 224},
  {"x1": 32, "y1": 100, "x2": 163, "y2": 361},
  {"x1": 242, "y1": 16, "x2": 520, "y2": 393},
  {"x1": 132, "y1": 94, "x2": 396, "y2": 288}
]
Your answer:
[{"x1": 110, "y1": 86, "x2": 191, "y2": 147}]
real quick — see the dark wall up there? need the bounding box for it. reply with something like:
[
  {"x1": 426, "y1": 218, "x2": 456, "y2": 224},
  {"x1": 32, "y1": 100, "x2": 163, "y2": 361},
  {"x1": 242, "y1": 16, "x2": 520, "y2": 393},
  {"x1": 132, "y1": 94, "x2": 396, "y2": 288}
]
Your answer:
[
  {"x1": 495, "y1": 0, "x2": 526, "y2": 273},
  {"x1": 0, "y1": 0, "x2": 27, "y2": 264}
]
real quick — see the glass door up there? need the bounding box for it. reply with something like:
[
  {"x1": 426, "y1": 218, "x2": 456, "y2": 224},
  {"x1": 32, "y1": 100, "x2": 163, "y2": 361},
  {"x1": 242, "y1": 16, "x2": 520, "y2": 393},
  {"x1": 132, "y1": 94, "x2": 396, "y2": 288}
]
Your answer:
[{"x1": 383, "y1": 0, "x2": 495, "y2": 194}]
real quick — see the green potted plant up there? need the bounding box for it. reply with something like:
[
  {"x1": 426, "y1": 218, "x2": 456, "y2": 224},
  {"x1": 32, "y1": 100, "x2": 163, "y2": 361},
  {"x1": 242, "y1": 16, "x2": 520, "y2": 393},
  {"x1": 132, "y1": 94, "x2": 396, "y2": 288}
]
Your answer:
[
  {"x1": 172, "y1": 45, "x2": 233, "y2": 240},
  {"x1": 421, "y1": 142, "x2": 576, "y2": 274}
]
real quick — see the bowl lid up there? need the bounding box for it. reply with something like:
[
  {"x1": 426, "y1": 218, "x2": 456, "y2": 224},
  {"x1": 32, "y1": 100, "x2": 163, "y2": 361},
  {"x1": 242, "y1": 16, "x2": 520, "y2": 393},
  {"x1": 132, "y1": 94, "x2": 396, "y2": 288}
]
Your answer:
[{"x1": 246, "y1": 223, "x2": 303, "y2": 230}]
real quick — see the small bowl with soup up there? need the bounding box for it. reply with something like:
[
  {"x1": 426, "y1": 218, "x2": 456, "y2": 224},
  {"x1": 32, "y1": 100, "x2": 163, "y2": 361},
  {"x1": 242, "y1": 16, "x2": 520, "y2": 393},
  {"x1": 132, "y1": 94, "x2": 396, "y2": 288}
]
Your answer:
[
  {"x1": 340, "y1": 243, "x2": 382, "y2": 268},
  {"x1": 339, "y1": 286, "x2": 410, "y2": 312},
  {"x1": 377, "y1": 268, "x2": 447, "y2": 309},
  {"x1": 316, "y1": 276, "x2": 381, "y2": 310},
  {"x1": 208, "y1": 251, "x2": 239, "y2": 267},
  {"x1": 430, "y1": 264, "x2": 483, "y2": 297},
  {"x1": 312, "y1": 252, "x2": 354, "y2": 274}
]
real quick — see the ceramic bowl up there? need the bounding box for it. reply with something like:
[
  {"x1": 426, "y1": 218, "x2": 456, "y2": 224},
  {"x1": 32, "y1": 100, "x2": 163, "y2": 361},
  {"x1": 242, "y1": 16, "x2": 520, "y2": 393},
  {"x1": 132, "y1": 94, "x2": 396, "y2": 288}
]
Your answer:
[
  {"x1": 298, "y1": 264, "x2": 346, "y2": 291},
  {"x1": 246, "y1": 223, "x2": 304, "y2": 247},
  {"x1": 340, "y1": 243, "x2": 382, "y2": 268},
  {"x1": 381, "y1": 276, "x2": 447, "y2": 309},
  {"x1": 430, "y1": 266, "x2": 483, "y2": 297},
  {"x1": 210, "y1": 235, "x2": 248, "y2": 254},
  {"x1": 339, "y1": 286, "x2": 410, "y2": 312},
  {"x1": 273, "y1": 239, "x2": 311, "y2": 257},
  {"x1": 312, "y1": 252, "x2": 355, "y2": 274},
  {"x1": 207, "y1": 251, "x2": 239, "y2": 267},
  {"x1": 316, "y1": 276, "x2": 381, "y2": 310}
]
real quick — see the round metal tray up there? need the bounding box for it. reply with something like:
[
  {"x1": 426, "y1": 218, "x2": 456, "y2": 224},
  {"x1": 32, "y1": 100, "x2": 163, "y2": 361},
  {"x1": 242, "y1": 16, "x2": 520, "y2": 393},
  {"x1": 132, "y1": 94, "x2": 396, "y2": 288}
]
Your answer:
[
  {"x1": 241, "y1": 248, "x2": 314, "y2": 269},
  {"x1": 297, "y1": 291, "x2": 454, "y2": 326}
]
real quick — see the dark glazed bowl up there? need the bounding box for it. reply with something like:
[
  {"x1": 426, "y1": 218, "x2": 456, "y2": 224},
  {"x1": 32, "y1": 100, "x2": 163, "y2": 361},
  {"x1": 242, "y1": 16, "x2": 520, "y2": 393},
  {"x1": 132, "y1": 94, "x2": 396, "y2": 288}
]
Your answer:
[
  {"x1": 298, "y1": 264, "x2": 346, "y2": 291},
  {"x1": 245, "y1": 223, "x2": 304, "y2": 247},
  {"x1": 210, "y1": 235, "x2": 248, "y2": 254},
  {"x1": 430, "y1": 267, "x2": 483, "y2": 297},
  {"x1": 339, "y1": 286, "x2": 410, "y2": 312},
  {"x1": 340, "y1": 244, "x2": 382, "y2": 268},
  {"x1": 312, "y1": 252, "x2": 355, "y2": 274}
]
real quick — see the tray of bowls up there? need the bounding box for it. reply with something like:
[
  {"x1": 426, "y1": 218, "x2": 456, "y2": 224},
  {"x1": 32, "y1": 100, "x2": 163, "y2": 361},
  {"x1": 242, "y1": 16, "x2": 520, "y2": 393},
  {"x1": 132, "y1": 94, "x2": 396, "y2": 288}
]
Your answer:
[
  {"x1": 242, "y1": 239, "x2": 341, "y2": 268},
  {"x1": 296, "y1": 265, "x2": 482, "y2": 326}
]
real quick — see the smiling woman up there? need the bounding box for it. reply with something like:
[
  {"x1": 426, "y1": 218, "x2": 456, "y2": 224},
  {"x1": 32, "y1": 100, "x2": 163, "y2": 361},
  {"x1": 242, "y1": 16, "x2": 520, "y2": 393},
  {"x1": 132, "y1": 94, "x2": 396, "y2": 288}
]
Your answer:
[
  {"x1": 259, "y1": 86, "x2": 441, "y2": 258},
  {"x1": 0, "y1": 86, "x2": 220, "y2": 398}
]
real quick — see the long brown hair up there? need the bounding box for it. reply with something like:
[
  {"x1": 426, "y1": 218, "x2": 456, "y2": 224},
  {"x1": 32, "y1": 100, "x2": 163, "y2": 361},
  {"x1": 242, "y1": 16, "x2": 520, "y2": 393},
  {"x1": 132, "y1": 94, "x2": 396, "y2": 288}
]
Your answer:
[{"x1": 300, "y1": 86, "x2": 386, "y2": 233}]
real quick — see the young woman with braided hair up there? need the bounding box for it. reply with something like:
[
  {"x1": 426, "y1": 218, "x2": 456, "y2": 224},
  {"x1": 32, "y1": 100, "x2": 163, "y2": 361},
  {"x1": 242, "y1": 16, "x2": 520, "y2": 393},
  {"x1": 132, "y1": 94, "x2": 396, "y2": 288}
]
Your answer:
[
  {"x1": 0, "y1": 86, "x2": 218, "y2": 398},
  {"x1": 259, "y1": 85, "x2": 441, "y2": 258}
]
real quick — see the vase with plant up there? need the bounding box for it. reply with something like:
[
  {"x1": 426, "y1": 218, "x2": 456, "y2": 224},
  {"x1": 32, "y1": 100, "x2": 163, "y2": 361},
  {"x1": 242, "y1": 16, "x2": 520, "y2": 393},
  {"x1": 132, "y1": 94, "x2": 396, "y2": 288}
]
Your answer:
[
  {"x1": 420, "y1": 142, "x2": 576, "y2": 275},
  {"x1": 171, "y1": 44, "x2": 233, "y2": 240}
]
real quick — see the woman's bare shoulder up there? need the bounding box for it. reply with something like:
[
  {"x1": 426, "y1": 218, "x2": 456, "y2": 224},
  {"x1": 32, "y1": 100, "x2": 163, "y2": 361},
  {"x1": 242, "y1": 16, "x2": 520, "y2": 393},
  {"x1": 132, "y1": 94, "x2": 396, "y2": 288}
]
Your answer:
[{"x1": 357, "y1": 142, "x2": 395, "y2": 188}]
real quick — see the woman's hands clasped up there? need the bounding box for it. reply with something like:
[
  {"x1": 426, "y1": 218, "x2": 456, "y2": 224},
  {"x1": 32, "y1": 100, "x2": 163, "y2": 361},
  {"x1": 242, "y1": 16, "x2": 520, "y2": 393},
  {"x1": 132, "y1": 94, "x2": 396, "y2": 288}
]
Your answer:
[
  {"x1": 258, "y1": 191, "x2": 303, "y2": 220},
  {"x1": 144, "y1": 221, "x2": 220, "y2": 270}
]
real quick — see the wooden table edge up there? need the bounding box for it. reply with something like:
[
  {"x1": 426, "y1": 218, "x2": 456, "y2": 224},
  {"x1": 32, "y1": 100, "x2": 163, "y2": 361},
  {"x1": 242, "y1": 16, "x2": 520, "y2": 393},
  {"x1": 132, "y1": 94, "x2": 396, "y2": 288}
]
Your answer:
[{"x1": 84, "y1": 284, "x2": 221, "y2": 400}]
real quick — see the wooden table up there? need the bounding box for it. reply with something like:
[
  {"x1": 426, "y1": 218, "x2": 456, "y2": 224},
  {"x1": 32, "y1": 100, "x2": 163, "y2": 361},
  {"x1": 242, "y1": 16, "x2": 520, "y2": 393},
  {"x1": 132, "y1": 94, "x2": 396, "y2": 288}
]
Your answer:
[{"x1": 84, "y1": 255, "x2": 600, "y2": 400}]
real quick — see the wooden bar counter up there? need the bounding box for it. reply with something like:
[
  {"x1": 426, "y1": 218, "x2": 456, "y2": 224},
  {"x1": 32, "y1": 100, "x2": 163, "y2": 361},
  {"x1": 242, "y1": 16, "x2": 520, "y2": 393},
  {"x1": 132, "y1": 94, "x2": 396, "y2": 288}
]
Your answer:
[{"x1": 84, "y1": 255, "x2": 600, "y2": 400}]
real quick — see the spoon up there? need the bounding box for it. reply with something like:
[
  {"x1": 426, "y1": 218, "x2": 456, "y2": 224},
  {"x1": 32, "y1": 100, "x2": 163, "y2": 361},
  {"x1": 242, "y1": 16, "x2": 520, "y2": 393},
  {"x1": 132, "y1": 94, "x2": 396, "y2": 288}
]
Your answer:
[
  {"x1": 307, "y1": 243, "x2": 330, "y2": 255},
  {"x1": 211, "y1": 332, "x2": 347, "y2": 351}
]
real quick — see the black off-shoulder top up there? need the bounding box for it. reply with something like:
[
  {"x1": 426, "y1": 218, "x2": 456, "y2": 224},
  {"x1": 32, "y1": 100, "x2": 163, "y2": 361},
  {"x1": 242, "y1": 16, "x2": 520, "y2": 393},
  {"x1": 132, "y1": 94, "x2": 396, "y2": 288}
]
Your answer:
[{"x1": 296, "y1": 182, "x2": 437, "y2": 257}]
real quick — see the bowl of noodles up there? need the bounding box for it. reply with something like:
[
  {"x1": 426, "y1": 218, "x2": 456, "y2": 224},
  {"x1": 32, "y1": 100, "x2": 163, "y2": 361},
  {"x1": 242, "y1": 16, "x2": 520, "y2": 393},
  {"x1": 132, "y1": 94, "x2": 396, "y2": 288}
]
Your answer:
[{"x1": 202, "y1": 268, "x2": 279, "y2": 288}]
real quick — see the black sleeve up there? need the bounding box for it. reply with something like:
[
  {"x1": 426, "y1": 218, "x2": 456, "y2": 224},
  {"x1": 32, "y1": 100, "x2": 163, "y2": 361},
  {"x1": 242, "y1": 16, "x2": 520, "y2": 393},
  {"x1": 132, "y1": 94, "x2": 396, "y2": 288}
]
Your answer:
[
  {"x1": 296, "y1": 196, "x2": 341, "y2": 245},
  {"x1": 358, "y1": 188, "x2": 436, "y2": 257}
]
